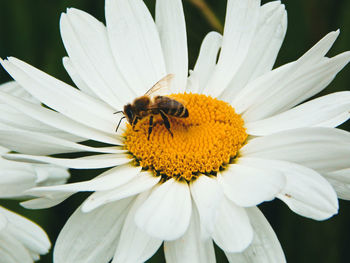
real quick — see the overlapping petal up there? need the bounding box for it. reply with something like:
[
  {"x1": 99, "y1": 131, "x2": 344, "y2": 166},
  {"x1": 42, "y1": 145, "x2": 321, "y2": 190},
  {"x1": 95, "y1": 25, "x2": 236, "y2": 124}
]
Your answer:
[
  {"x1": 0, "y1": 207, "x2": 50, "y2": 255},
  {"x1": 61, "y1": 8, "x2": 134, "y2": 107},
  {"x1": 0, "y1": 232, "x2": 33, "y2": 263},
  {"x1": 54, "y1": 199, "x2": 133, "y2": 263},
  {"x1": 0, "y1": 129, "x2": 122, "y2": 155},
  {"x1": 112, "y1": 192, "x2": 162, "y2": 263},
  {"x1": 232, "y1": 30, "x2": 350, "y2": 121},
  {"x1": 226, "y1": 207, "x2": 286, "y2": 263},
  {"x1": 211, "y1": 197, "x2": 253, "y2": 253},
  {"x1": 323, "y1": 169, "x2": 350, "y2": 200},
  {"x1": 26, "y1": 163, "x2": 141, "y2": 195},
  {"x1": 164, "y1": 204, "x2": 216, "y2": 263},
  {"x1": 156, "y1": 0, "x2": 188, "y2": 92},
  {"x1": 204, "y1": 0, "x2": 261, "y2": 97},
  {"x1": 219, "y1": 163, "x2": 285, "y2": 207},
  {"x1": 241, "y1": 127, "x2": 350, "y2": 173},
  {"x1": 135, "y1": 178, "x2": 192, "y2": 240},
  {"x1": 4, "y1": 153, "x2": 130, "y2": 169},
  {"x1": 190, "y1": 32, "x2": 222, "y2": 93},
  {"x1": 106, "y1": 0, "x2": 166, "y2": 94},
  {"x1": 238, "y1": 158, "x2": 338, "y2": 220},
  {"x1": 0, "y1": 207, "x2": 50, "y2": 262},
  {"x1": 190, "y1": 175, "x2": 223, "y2": 237},
  {"x1": 246, "y1": 91, "x2": 350, "y2": 136},
  {"x1": 0, "y1": 90, "x2": 122, "y2": 145},
  {"x1": 0, "y1": 57, "x2": 117, "y2": 134},
  {"x1": 82, "y1": 170, "x2": 160, "y2": 212},
  {"x1": 220, "y1": 1, "x2": 287, "y2": 101}
]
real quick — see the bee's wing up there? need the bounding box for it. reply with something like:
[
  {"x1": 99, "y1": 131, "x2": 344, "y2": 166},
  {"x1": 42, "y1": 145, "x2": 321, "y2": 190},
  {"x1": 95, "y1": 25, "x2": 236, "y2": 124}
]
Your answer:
[{"x1": 145, "y1": 74, "x2": 174, "y2": 97}]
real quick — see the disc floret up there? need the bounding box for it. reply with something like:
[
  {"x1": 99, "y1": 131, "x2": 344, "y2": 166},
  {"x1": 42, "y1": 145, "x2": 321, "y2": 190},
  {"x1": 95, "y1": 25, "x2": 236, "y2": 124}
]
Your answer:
[{"x1": 124, "y1": 93, "x2": 247, "y2": 181}]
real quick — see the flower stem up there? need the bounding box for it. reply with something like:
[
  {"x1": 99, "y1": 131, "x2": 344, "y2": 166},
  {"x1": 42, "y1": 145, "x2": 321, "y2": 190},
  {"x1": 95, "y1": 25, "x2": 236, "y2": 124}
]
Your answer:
[{"x1": 187, "y1": 0, "x2": 223, "y2": 33}]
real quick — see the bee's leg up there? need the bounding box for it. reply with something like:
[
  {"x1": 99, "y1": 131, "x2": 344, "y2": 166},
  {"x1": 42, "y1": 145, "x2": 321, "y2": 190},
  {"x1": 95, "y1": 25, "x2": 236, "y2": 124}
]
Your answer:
[
  {"x1": 132, "y1": 117, "x2": 139, "y2": 131},
  {"x1": 147, "y1": 115, "x2": 154, "y2": 140},
  {"x1": 116, "y1": 116, "x2": 125, "y2": 132},
  {"x1": 160, "y1": 110, "x2": 173, "y2": 137}
]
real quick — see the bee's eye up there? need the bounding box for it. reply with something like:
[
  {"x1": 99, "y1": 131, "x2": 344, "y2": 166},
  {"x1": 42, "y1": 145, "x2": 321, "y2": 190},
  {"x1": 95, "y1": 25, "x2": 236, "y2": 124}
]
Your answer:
[{"x1": 124, "y1": 105, "x2": 134, "y2": 120}]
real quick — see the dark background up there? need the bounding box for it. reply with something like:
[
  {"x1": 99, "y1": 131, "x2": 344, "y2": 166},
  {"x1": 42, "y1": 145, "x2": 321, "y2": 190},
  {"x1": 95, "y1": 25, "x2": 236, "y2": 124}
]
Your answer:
[{"x1": 0, "y1": 0, "x2": 349, "y2": 262}]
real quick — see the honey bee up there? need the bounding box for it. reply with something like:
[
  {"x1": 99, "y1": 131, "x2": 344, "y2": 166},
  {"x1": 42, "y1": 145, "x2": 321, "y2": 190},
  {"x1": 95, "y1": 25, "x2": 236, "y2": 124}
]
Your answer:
[{"x1": 115, "y1": 74, "x2": 189, "y2": 139}]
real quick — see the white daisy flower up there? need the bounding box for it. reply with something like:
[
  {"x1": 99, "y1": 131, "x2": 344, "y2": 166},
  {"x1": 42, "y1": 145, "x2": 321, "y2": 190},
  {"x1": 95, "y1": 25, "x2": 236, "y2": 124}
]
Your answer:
[
  {"x1": 0, "y1": 0, "x2": 349, "y2": 262},
  {"x1": 0, "y1": 206, "x2": 50, "y2": 263},
  {"x1": 0, "y1": 81, "x2": 71, "y2": 262}
]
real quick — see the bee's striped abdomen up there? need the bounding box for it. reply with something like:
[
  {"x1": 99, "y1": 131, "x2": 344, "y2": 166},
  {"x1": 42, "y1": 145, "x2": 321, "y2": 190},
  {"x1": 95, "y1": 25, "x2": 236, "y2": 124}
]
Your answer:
[
  {"x1": 177, "y1": 105, "x2": 189, "y2": 118},
  {"x1": 155, "y1": 96, "x2": 189, "y2": 118}
]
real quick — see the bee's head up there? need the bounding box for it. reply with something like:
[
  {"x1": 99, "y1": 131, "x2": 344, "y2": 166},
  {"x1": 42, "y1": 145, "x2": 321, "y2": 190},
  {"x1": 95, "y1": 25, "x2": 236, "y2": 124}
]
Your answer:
[{"x1": 123, "y1": 104, "x2": 134, "y2": 124}]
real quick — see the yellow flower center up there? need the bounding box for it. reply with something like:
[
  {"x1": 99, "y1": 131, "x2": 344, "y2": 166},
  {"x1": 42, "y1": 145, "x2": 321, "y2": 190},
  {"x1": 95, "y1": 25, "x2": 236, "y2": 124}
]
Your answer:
[{"x1": 124, "y1": 93, "x2": 247, "y2": 181}]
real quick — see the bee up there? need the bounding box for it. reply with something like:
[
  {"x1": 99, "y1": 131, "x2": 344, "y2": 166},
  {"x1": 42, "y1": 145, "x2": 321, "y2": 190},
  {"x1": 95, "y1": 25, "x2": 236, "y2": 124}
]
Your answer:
[{"x1": 115, "y1": 74, "x2": 189, "y2": 140}]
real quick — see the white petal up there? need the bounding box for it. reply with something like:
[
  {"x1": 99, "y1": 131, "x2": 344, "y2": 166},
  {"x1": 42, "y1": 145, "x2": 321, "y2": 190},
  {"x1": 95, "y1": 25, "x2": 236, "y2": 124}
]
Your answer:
[
  {"x1": 324, "y1": 169, "x2": 350, "y2": 200},
  {"x1": 0, "y1": 89, "x2": 82, "y2": 142},
  {"x1": 164, "y1": 203, "x2": 216, "y2": 263},
  {"x1": 0, "y1": 90, "x2": 122, "y2": 145},
  {"x1": 1, "y1": 57, "x2": 118, "y2": 134},
  {"x1": 4, "y1": 153, "x2": 130, "y2": 169},
  {"x1": 203, "y1": 0, "x2": 260, "y2": 97},
  {"x1": 0, "y1": 212, "x2": 7, "y2": 231},
  {"x1": 0, "y1": 232, "x2": 33, "y2": 263},
  {"x1": 242, "y1": 52, "x2": 350, "y2": 121},
  {"x1": 21, "y1": 192, "x2": 74, "y2": 209},
  {"x1": 240, "y1": 158, "x2": 338, "y2": 220},
  {"x1": 190, "y1": 175, "x2": 223, "y2": 236},
  {"x1": 186, "y1": 70, "x2": 200, "y2": 93},
  {"x1": 27, "y1": 163, "x2": 140, "y2": 194},
  {"x1": 0, "y1": 169, "x2": 36, "y2": 198},
  {"x1": 1, "y1": 163, "x2": 67, "y2": 199},
  {"x1": 33, "y1": 165, "x2": 70, "y2": 185},
  {"x1": 0, "y1": 129, "x2": 122, "y2": 155},
  {"x1": 0, "y1": 103, "x2": 45, "y2": 132},
  {"x1": 277, "y1": 175, "x2": 338, "y2": 220},
  {"x1": 0, "y1": 153, "x2": 31, "y2": 168},
  {"x1": 62, "y1": 56, "x2": 94, "y2": 97},
  {"x1": 324, "y1": 168, "x2": 350, "y2": 184},
  {"x1": 248, "y1": 1, "x2": 287, "y2": 77},
  {"x1": 54, "y1": 198, "x2": 133, "y2": 263},
  {"x1": 326, "y1": 178, "x2": 350, "y2": 200},
  {"x1": 246, "y1": 91, "x2": 350, "y2": 136},
  {"x1": 221, "y1": 2, "x2": 287, "y2": 101},
  {"x1": 82, "y1": 171, "x2": 160, "y2": 212},
  {"x1": 106, "y1": 0, "x2": 166, "y2": 94},
  {"x1": 156, "y1": 0, "x2": 187, "y2": 92},
  {"x1": 0, "y1": 80, "x2": 38, "y2": 103},
  {"x1": 0, "y1": 207, "x2": 50, "y2": 255},
  {"x1": 0, "y1": 146, "x2": 8, "y2": 154},
  {"x1": 241, "y1": 127, "x2": 350, "y2": 173},
  {"x1": 29, "y1": 252, "x2": 40, "y2": 262},
  {"x1": 212, "y1": 197, "x2": 253, "y2": 253},
  {"x1": 232, "y1": 30, "x2": 341, "y2": 116},
  {"x1": 112, "y1": 191, "x2": 162, "y2": 263},
  {"x1": 219, "y1": 163, "x2": 285, "y2": 207},
  {"x1": 226, "y1": 207, "x2": 286, "y2": 263},
  {"x1": 191, "y1": 32, "x2": 222, "y2": 93},
  {"x1": 61, "y1": 9, "x2": 135, "y2": 107},
  {"x1": 135, "y1": 178, "x2": 191, "y2": 240}
]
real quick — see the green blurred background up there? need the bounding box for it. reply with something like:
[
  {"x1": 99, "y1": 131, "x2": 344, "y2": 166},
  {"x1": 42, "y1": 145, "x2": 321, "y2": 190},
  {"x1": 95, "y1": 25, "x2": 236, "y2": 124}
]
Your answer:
[{"x1": 0, "y1": 0, "x2": 349, "y2": 262}]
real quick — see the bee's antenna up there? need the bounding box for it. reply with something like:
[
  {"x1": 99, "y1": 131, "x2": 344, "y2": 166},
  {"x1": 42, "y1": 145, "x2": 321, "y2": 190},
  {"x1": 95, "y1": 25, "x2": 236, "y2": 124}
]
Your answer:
[
  {"x1": 116, "y1": 116, "x2": 126, "y2": 132},
  {"x1": 114, "y1": 110, "x2": 124, "y2": 114}
]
